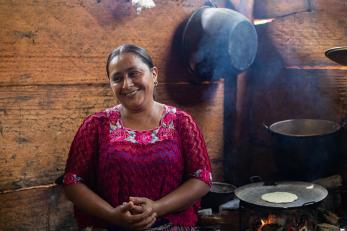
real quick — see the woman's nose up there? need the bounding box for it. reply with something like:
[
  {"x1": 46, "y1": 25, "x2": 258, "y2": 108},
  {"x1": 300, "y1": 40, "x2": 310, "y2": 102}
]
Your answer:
[{"x1": 122, "y1": 75, "x2": 133, "y2": 89}]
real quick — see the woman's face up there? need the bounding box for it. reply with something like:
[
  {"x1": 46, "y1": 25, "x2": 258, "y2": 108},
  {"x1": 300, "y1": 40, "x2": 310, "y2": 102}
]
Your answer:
[{"x1": 108, "y1": 52, "x2": 158, "y2": 111}]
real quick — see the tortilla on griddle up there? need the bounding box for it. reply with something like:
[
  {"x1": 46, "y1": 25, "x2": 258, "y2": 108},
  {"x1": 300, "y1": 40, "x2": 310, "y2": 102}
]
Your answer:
[{"x1": 261, "y1": 191, "x2": 298, "y2": 203}]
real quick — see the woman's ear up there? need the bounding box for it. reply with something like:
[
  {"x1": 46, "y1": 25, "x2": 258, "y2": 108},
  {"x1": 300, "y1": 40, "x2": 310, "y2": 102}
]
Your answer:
[{"x1": 152, "y1": 66, "x2": 158, "y2": 82}]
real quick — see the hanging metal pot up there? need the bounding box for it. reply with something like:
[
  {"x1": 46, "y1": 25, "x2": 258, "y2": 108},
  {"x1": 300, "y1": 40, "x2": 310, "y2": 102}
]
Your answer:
[
  {"x1": 181, "y1": 6, "x2": 258, "y2": 82},
  {"x1": 264, "y1": 119, "x2": 345, "y2": 181}
]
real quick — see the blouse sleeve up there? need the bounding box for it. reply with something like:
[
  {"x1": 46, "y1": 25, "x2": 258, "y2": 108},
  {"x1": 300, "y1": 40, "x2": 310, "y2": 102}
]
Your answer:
[
  {"x1": 177, "y1": 110, "x2": 212, "y2": 186},
  {"x1": 63, "y1": 114, "x2": 99, "y2": 186}
]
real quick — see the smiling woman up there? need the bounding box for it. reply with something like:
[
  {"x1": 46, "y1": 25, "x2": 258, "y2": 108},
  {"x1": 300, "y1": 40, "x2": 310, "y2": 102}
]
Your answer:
[
  {"x1": 62, "y1": 44, "x2": 212, "y2": 231},
  {"x1": 107, "y1": 47, "x2": 158, "y2": 121}
]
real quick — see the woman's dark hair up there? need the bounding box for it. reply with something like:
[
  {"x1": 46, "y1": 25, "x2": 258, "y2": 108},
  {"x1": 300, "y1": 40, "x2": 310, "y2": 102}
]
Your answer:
[{"x1": 106, "y1": 44, "x2": 154, "y2": 78}]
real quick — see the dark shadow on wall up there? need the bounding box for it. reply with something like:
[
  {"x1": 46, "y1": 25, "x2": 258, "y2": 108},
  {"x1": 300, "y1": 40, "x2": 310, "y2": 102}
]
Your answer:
[
  {"x1": 163, "y1": 16, "x2": 219, "y2": 107},
  {"x1": 224, "y1": 24, "x2": 285, "y2": 186}
]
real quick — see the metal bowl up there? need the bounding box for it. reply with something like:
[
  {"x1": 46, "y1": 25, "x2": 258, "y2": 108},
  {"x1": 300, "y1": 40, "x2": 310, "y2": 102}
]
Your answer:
[{"x1": 201, "y1": 182, "x2": 236, "y2": 213}]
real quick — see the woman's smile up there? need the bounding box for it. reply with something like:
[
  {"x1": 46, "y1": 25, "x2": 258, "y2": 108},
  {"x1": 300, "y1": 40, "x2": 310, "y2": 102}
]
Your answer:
[{"x1": 120, "y1": 88, "x2": 140, "y2": 97}]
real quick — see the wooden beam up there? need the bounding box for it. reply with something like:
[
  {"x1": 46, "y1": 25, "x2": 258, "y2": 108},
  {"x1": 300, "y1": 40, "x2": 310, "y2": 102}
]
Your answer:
[{"x1": 254, "y1": 0, "x2": 311, "y2": 19}]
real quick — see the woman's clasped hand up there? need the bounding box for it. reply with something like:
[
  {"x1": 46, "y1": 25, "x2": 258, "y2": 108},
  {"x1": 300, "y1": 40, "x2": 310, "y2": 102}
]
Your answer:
[{"x1": 109, "y1": 200, "x2": 157, "y2": 231}]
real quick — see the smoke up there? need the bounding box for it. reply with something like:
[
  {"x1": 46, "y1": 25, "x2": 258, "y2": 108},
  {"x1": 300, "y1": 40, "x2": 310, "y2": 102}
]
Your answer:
[
  {"x1": 191, "y1": 8, "x2": 258, "y2": 81},
  {"x1": 194, "y1": 24, "x2": 233, "y2": 80}
]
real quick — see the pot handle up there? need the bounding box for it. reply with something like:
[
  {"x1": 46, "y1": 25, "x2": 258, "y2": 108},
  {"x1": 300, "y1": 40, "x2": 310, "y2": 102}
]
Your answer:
[
  {"x1": 263, "y1": 122, "x2": 270, "y2": 130},
  {"x1": 249, "y1": 175, "x2": 263, "y2": 183}
]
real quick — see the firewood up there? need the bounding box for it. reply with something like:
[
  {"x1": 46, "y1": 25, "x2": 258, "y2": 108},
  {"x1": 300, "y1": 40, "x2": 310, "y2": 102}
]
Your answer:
[
  {"x1": 317, "y1": 223, "x2": 339, "y2": 231},
  {"x1": 312, "y1": 175, "x2": 343, "y2": 189},
  {"x1": 299, "y1": 226, "x2": 308, "y2": 231},
  {"x1": 261, "y1": 223, "x2": 281, "y2": 231},
  {"x1": 318, "y1": 208, "x2": 340, "y2": 225}
]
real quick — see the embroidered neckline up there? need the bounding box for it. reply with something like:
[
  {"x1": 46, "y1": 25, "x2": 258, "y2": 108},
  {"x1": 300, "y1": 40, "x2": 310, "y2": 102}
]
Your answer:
[
  {"x1": 105, "y1": 104, "x2": 177, "y2": 144},
  {"x1": 117, "y1": 104, "x2": 168, "y2": 133}
]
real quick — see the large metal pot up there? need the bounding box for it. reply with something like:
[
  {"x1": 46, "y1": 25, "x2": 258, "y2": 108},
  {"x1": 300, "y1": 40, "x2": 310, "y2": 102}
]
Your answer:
[
  {"x1": 265, "y1": 119, "x2": 344, "y2": 181},
  {"x1": 181, "y1": 6, "x2": 257, "y2": 82}
]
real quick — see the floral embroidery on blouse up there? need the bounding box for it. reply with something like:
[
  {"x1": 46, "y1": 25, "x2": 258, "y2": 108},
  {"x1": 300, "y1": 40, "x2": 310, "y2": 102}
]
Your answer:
[
  {"x1": 192, "y1": 169, "x2": 213, "y2": 183},
  {"x1": 105, "y1": 105, "x2": 177, "y2": 144},
  {"x1": 63, "y1": 173, "x2": 83, "y2": 185}
]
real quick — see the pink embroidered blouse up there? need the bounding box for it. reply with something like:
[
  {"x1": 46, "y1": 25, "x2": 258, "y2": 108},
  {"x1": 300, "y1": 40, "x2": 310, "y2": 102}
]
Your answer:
[{"x1": 63, "y1": 104, "x2": 212, "y2": 228}]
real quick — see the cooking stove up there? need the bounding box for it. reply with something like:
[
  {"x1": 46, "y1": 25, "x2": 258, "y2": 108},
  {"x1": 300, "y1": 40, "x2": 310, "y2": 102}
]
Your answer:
[
  {"x1": 198, "y1": 176, "x2": 347, "y2": 230},
  {"x1": 238, "y1": 200, "x2": 319, "y2": 231},
  {"x1": 235, "y1": 180, "x2": 328, "y2": 231}
]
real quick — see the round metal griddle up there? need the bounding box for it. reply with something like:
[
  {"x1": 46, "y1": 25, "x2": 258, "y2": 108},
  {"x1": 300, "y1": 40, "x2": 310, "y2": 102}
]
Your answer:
[{"x1": 234, "y1": 181, "x2": 328, "y2": 209}]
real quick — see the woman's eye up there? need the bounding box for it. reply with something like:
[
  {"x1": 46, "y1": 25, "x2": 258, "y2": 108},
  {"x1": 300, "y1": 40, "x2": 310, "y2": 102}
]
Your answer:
[
  {"x1": 129, "y1": 71, "x2": 141, "y2": 77},
  {"x1": 112, "y1": 75, "x2": 121, "y2": 82}
]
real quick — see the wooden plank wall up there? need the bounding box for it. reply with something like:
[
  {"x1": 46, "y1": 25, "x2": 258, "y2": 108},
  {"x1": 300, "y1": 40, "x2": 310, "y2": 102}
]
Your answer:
[
  {"x1": 0, "y1": 0, "x2": 226, "y2": 230},
  {"x1": 224, "y1": 0, "x2": 347, "y2": 185},
  {"x1": 1, "y1": 0, "x2": 347, "y2": 229}
]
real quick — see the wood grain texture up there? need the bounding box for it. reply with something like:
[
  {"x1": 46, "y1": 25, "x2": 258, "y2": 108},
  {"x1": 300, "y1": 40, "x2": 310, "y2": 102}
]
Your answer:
[
  {"x1": 0, "y1": 188, "x2": 49, "y2": 230},
  {"x1": 310, "y1": 0, "x2": 347, "y2": 15},
  {"x1": 47, "y1": 186, "x2": 79, "y2": 231},
  {"x1": 254, "y1": 0, "x2": 310, "y2": 19},
  {"x1": 256, "y1": 0, "x2": 347, "y2": 67},
  {"x1": 0, "y1": 0, "x2": 221, "y2": 230},
  {"x1": 0, "y1": 0, "x2": 226, "y2": 192},
  {"x1": 253, "y1": 0, "x2": 347, "y2": 20},
  {"x1": 0, "y1": 0, "x2": 203, "y2": 85},
  {"x1": 0, "y1": 82, "x2": 224, "y2": 191},
  {"x1": 0, "y1": 186, "x2": 78, "y2": 231},
  {"x1": 1, "y1": 0, "x2": 347, "y2": 229}
]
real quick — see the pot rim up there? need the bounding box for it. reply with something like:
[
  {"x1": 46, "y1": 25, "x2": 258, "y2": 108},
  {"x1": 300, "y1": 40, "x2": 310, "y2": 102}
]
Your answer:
[
  {"x1": 325, "y1": 46, "x2": 347, "y2": 66},
  {"x1": 269, "y1": 119, "x2": 341, "y2": 137},
  {"x1": 210, "y1": 182, "x2": 236, "y2": 194}
]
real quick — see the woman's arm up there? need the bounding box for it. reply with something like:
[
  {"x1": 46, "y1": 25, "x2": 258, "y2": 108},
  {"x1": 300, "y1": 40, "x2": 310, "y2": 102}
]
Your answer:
[
  {"x1": 64, "y1": 183, "x2": 116, "y2": 223},
  {"x1": 64, "y1": 183, "x2": 157, "y2": 230},
  {"x1": 130, "y1": 178, "x2": 209, "y2": 217},
  {"x1": 154, "y1": 178, "x2": 209, "y2": 216}
]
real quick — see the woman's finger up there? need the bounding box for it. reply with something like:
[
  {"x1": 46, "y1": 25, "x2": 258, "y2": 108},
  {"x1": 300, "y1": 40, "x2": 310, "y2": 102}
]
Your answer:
[
  {"x1": 142, "y1": 216, "x2": 157, "y2": 230},
  {"x1": 130, "y1": 207, "x2": 153, "y2": 223},
  {"x1": 133, "y1": 212, "x2": 157, "y2": 230},
  {"x1": 120, "y1": 202, "x2": 133, "y2": 213},
  {"x1": 130, "y1": 204, "x2": 144, "y2": 214},
  {"x1": 129, "y1": 196, "x2": 147, "y2": 205}
]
